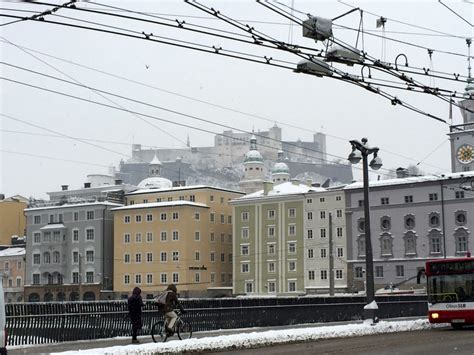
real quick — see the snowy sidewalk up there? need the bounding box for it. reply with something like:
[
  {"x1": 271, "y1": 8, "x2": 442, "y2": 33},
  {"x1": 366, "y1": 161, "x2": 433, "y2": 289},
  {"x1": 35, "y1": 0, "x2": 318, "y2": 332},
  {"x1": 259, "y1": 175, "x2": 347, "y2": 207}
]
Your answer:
[{"x1": 33, "y1": 318, "x2": 435, "y2": 354}]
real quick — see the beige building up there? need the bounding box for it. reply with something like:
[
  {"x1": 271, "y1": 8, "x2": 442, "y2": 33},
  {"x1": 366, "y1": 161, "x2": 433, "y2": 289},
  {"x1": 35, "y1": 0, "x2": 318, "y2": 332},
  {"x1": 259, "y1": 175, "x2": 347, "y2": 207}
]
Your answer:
[
  {"x1": 113, "y1": 185, "x2": 244, "y2": 299},
  {"x1": 0, "y1": 195, "x2": 28, "y2": 245},
  {"x1": 0, "y1": 247, "x2": 26, "y2": 303}
]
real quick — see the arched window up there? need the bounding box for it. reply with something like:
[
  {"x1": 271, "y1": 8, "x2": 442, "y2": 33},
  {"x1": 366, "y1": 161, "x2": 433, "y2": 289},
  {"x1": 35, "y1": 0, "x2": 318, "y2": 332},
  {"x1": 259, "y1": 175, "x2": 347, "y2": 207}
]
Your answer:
[
  {"x1": 403, "y1": 232, "x2": 417, "y2": 256},
  {"x1": 380, "y1": 216, "x2": 391, "y2": 231},
  {"x1": 53, "y1": 251, "x2": 60, "y2": 263},
  {"x1": 357, "y1": 219, "x2": 365, "y2": 233},
  {"x1": 404, "y1": 214, "x2": 416, "y2": 230},
  {"x1": 454, "y1": 228, "x2": 469, "y2": 254},
  {"x1": 429, "y1": 212, "x2": 440, "y2": 228},
  {"x1": 428, "y1": 229, "x2": 442, "y2": 255},
  {"x1": 380, "y1": 233, "x2": 393, "y2": 257},
  {"x1": 43, "y1": 252, "x2": 51, "y2": 264},
  {"x1": 357, "y1": 235, "x2": 366, "y2": 257},
  {"x1": 455, "y1": 210, "x2": 467, "y2": 226}
]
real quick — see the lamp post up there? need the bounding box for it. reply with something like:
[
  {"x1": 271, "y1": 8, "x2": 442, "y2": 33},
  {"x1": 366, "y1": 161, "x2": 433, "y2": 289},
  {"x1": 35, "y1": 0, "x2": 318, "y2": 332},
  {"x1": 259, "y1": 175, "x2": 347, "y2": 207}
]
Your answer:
[{"x1": 348, "y1": 138, "x2": 382, "y2": 322}]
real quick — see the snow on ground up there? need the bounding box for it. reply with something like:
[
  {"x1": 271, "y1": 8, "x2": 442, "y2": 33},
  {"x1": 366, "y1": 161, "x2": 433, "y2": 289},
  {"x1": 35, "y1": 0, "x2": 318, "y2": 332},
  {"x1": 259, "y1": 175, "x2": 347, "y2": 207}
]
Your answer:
[{"x1": 56, "y1": 319, "x2": 432, "y2": 354}]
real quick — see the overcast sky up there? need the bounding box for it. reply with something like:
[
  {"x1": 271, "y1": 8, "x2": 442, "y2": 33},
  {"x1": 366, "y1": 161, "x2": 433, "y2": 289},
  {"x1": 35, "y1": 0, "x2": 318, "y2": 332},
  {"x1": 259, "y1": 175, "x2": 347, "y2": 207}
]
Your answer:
[{"x1": 1, "y1": 0, "x2": 472, "y2": 199}]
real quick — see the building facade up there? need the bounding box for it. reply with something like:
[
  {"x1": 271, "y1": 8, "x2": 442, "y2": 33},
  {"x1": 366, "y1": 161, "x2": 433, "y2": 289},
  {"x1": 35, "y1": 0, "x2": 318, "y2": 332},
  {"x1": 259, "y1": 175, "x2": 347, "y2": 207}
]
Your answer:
[
  {"x1": 113, "y1": 186, "x2": 244, "y2": 299},
  {"x1": 345, "y1": 172, "x2": 474, "y2": 291},
  {"x1": 24, "y1": 202, "x2": 119, "y2": 302},
  {"x1": 0, "y1": 195, "x2": 28, "y2": 245},
  {"x1": 0, "y1": 247, "x2": 25, "y2": 303}
]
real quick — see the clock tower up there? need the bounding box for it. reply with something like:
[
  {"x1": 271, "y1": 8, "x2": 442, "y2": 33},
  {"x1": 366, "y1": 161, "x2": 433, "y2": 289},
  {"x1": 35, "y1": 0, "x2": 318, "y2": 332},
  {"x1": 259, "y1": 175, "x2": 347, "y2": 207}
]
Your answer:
[{"x1": 449, "y1": 77, "x2": 474, "y2": 173}]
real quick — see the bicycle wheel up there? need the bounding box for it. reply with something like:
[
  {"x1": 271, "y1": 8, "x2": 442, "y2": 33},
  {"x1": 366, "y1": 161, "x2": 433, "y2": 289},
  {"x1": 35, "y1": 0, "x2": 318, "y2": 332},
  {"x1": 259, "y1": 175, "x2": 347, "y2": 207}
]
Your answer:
[
  {"x1": 151, "y1": 321, "x2": 165, "y2": 343},
  {"x1": 177, "y1": 320, "x2": 192, "y2": 340}
]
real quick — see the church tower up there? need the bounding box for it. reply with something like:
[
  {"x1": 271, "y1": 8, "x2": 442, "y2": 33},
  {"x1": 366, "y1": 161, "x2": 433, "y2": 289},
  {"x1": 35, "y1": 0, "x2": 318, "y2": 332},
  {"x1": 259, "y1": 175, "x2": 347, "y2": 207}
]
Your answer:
[
  {"x1": 449, "y1": 43, "x2": 474, "y2": 173},
  {"x1": 148, "y1": 153, "x2": 162, "y2": 177},
  {"x1": 272, "y1": 150, "x2": 290, "y2": 185},
  {"x1": 239, "y1": 134, "x2": 265, "y2": 194}
]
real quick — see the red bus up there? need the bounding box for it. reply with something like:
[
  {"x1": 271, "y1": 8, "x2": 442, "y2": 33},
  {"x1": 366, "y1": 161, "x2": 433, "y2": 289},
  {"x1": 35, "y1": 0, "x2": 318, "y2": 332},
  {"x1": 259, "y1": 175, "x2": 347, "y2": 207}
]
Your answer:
[{"x1": 420, "y1": 257, "x2": 474, "y2": 329}]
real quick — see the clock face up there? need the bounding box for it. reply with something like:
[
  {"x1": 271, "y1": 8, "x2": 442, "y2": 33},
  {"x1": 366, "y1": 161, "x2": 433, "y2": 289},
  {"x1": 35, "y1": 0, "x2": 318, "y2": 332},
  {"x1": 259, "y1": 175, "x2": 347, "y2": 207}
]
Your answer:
[{"x1": 457, "y1": 144, "x2": 474, "y2": 164}]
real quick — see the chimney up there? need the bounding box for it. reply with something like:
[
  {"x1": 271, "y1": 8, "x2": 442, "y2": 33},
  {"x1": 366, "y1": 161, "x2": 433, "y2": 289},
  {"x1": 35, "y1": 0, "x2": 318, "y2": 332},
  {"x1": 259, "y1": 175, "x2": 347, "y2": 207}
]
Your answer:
[
  {"x1": 61, "y1": 185, "x2": 68, "y2": 191},
  {"x1": 305, "y1": 177, "x2": 313, "y2": 187},
  {"x1": 263, "y1": 181, "x2": 274, "y2": 196},
  {"x1": 396, "y1": 167, "x2": 409, "y2": 178},
  {"x1": 114, "y1": 179, "x2": 123, "y2": 185},
  {"x1": 84, "y1": 182, "x2": 91, "y2": 188},
  {"x1": 291, "y1": 178, "x2": 299, "y2": 186}
]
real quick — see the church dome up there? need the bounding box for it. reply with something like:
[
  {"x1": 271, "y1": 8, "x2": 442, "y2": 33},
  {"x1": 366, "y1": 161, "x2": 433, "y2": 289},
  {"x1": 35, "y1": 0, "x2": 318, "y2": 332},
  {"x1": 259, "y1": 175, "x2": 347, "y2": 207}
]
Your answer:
[
  {"x1": 138, "y1": 177, "x2": 172, "y2": 189},
  {"x1": 272, "y1": 162, "x2": 289, "y2": 174},
  {"x1": 244, "y1": 150, "x2": 264, "y2": 163}
]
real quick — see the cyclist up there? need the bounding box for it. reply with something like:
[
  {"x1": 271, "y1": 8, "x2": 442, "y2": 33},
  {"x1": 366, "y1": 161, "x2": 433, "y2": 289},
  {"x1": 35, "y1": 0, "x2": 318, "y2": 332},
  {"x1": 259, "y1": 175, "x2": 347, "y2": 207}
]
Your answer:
[{"x1": 160, "y1": 284, "x2": 185, "y2": 336}]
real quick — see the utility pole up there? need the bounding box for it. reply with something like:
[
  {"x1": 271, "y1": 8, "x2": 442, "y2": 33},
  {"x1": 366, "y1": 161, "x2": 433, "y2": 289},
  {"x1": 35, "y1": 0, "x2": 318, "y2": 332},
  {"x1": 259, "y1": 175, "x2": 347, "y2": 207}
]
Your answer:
[
  {"x1": 79, "y1": 253, "x2": 83, "y2": 301},
  {"x1": 440, "y1": 179, "x2": 447, "y2": 258},
  {"x1": 329, "y1": 212, "x2": 334, "y2": 296}
]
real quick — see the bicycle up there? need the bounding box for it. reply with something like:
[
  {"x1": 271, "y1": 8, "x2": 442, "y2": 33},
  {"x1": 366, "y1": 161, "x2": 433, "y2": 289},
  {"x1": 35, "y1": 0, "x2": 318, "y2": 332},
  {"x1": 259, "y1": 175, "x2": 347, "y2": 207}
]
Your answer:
[{"x1": 151, "y1": 309, "x2": 193, "y2": 342}]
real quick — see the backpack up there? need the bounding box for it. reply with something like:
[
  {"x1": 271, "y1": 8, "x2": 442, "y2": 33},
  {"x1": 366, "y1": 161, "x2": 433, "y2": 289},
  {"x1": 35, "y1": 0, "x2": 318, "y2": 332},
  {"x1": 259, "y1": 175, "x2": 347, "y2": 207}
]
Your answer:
[{"x1": 154, "y1": 290, "x2": 170, "y2": 306}]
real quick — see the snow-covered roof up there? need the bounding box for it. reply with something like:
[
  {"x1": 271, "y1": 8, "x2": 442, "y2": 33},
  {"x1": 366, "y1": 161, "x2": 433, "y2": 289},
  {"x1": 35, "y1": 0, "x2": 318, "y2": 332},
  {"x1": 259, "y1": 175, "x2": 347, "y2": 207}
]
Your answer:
[
  {"x1": 149, "y1": 153, "x2": 162, "y2": 165},
  {"x1": 137, "y1": 177, "x2": 172, "y2": 189},
  {"x1": 237, "y1": 181, "x2": 326, "y2": 200},
  {"x1": 25, "y1": 201, "x2": 123, "y2": 212},
  {"x1": 126, "y1": 185, "x2": 243, "y2": 196},
  {"x1": 0, "y1": 247, "x2": 25, "y2": 257},
  {"x1": 344, "y1": 171, "x2": 474, "y2": 190},
  {"x1": 111, "y1": 200, "x2": 209, "y2": 211},
  {"x1": 40, "y1": 223, "x2": 66, "y2": 230}
]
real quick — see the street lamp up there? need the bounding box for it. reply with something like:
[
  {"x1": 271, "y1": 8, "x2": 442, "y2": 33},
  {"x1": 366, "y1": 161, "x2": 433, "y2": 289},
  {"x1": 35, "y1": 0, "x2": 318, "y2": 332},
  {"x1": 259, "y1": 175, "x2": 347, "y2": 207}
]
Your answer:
[{"x1": 348, "y1": 138, "x2": 382, "y2": 322}]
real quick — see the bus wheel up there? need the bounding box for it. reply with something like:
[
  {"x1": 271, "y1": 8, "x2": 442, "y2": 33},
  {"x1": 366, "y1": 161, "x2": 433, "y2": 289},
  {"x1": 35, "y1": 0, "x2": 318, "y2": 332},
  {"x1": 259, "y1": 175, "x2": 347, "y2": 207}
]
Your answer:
[{"x1": 451, "y1": 323, "x2": 463, "y2": 330}]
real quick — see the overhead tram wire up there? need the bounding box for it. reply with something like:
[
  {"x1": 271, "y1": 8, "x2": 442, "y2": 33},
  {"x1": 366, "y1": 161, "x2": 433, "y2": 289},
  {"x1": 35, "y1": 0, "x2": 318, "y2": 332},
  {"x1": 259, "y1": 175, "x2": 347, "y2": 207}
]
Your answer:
[
  {"x1": 2, "y1": 75, "x2": 402, "y2": 178},
  {"x1": 0, "y1": 41, "x2": 450, "y2": 173},
  {"x1": 438, "y1": 0, "x2": 473, "y2": 27}
]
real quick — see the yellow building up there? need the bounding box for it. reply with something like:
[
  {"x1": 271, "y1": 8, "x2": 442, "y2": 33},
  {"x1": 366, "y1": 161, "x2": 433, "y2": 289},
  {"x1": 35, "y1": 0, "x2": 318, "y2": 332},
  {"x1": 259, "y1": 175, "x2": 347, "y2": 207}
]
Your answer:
[
  {"x1": 0, "y1": 195, "x2": 28, "y2": 245},
  {"x1": 112, "y1": 186, "x2": 244, "y2": 299}
]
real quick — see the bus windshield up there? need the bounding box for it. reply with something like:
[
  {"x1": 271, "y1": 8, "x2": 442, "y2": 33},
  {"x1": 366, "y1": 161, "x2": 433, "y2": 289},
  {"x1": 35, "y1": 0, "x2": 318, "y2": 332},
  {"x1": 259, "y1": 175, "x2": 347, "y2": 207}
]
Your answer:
[{"x1": 428, "y1": 273, "x2": 474, "y2": 303}]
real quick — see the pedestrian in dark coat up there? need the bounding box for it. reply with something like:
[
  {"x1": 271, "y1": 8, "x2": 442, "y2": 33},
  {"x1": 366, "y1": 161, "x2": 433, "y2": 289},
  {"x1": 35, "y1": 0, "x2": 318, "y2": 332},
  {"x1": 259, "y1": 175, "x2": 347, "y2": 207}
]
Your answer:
[{"x1": 128, "y1": 287, "x2": 144, "y2": 344}]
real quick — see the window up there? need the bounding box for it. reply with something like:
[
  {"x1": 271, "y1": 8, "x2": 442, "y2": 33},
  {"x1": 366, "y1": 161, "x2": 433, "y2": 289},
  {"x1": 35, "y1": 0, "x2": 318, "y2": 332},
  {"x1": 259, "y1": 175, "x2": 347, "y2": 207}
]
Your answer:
[
  {"x1": 156, "y1": 198, "x2": 161, "y2": 203},
  {"x1": 73, "y1": 212, "x2": 79, "y2": 221},
  {"x1": 337, "y1": 247, "x2": 344, "y2": 258},
  {"x1": 268, "y1": 210, "x2": 275, "y2": 219},
  {"x1": 288, "y1": 225, "x2": 296, "y2": 236},
  {"x1": 320, "y1": 228, "x2": 327, "y2": 238},
  {"x1": 49, "y1": 214, "x2": 54, "y2": 223},
  {"x1": 455, "y1": 211, "x2": 467, "y2": 226},
  {"x1": 455, "y1": 229, "x2": 469, "y2": 254},
  {"x1": 220, "y1": 214, "x2": 225, "y2": 224},
  {"x1": 53, "y1": 251, "x2": 60, "y2": 263},
  {"x1": 147, "y1": 252, "x2": 153, "y2": 262},
  {"x1": 335, "y1": 270, "x2": 343, "y2": 280},
  {"x1": 336, "y1": 209, "x2": 343, "y2": 218},
  {"x1": 210, "y1": 195, "x2": 214, "y2": 202},
  {"x1": 288, "y1": 208, "x2": 296, "y2": 218},
  {"x1": 358, "y1": 200, "x2": 364, "y2": 207},
  {"x1": 210, "y1": 233, "x2": 215, "y2": 242},
  {"x1": 86, "y1": 228, "x2": 94, "y2": 241},
  {"x1": 124, "y1": 233, "x2": 131, "y2": 244},
  {"x1": 146, "y1": 214, "x2": 153, "y2": 222},
  {"x1": 355, "y1": 267, "x2": 363, "y2": 278},
  {"x1": 172, "y1": 231, "x2": 179, "y2": 241},
  {"x1": 135, "y1": 215, "x2": 142, "y2": 223},
  {"x1": 396, "y1": 265, "x2": 404, "y2": 277},
  {"x1": 86, "y1": 250, "x2": 94, "y2": 263},
  {"x1": 429, "y1": 213, "x2": 440, "y2": 227},
  {"x1": 320, "y1": 211, "x2": 326, "y2": 219},
  {"x1": 87, "y1": 211, "x2": 94, "y2": 220},
  {"x1": 168, "y1": 197, "x2": 173, "y2": 201},
  {"x1": 195, "y1": 231, "x2": 200, "y2": 241},
  {"x1": 381, "y1": 197, "x2": 389, "y2": 205},
  {"x1": 73, "y1": 272, "x2": 79, "y2": 284},
  {"x1": 34, "y1": 215, "x2": 41, "y2": 224},
  {"x1": 241, "y1": 245, "x2": 249, "y2": 255},
  {"x1": 308, "y1": 249, "x2": 314, "y2": 258},
  {"x1": 268, "y1": 244, "x2": 275, "y2": 255},
  {"x1": 267, "y1": 226, "x2": 275, "y2": 238},
  {"x1": 73, "y1": 230, "x2": 79, "y2": 242},
  {"x1": 129, "y1": 201, "x2": 135, "y2": 205},
  {"x1": 357, "y1": 236, "x2": 366, "y2": 257},
  {"x1": 404, "y1": 215, "x2": 415, "y2": 229},
  {"x1": 86, "y1": 272, "x2": 94, "y2": 283},
  {"x1": 160, "y1": 273, "x2": 167, "y2": 284},
  {"x1": 160, "y1": 213, "x2": 167, "y2": 221},
  {"x1": 308, "y1": 270, "x2": 315, "y2": 280},
  {"x1": 195, "y1": 212, "x2": 200, "y2": 221},
  {"x1": 336, "y1": 195, "x2": 342, "y2": 201},
  {"x1": 429, "y1": 193, "x2": 438, "y2": 201},
  {"x1": 195, "y1": 273, "x2": 200, "y2": 283},
  {"x1": 147, "y1": 274, "x2": 153, "y2": 284},
  {"x1": 288, "y1": 281, "x2": 296, "y2": 292},
  {"x1": 33, "y1": 232, "x2": 41, "y2": 244},
  {"x1": 73, "y1": 251, "x2": 79, "y2": 264},
  {"x1": 16, "y1": 277, "x2": 21, "y2": 287},
  {"x1": 245, "y1": 282, "x2": 253, "y2": 293},
  {"x1": 241, "y1": 263, "x2": 249, "y2": 273},
  {"x1": 143, "y1": 199, "x2": 148, "y2": 203},
  {"x1": 33, "y1": 273, "x2": 40, "y2": 285},
  {"x1": 53, "y1": 231, "x2": 60, "y2": 242},
  {"x1": 288, "y1": 261, "x2": 296, "y2": 271},
  {"x1": 268, "y1": 262, "x2": 275, "y2": 273},
  {"x1": 404, "y1": 232, "x2": 417, "y2": 255},
  {"x1": 380, "y1": 235, "x2": 393, "y2": 256},
  {"x1": 124, "y1": 253, "x2": 130, "y2": 264},
  {"x1": 320, "y1": 248, "x2": 327, "y2": 258},
  {"x1": 43, "y1": 252, "x2": 50, "y2": 264},
  {"x1": 375, "y1": 266, "x2": 384, "y2": 278},
  {"x1": 43, "y1": 232, "x2": 51, "y2": 243},
  {"x1": 404, "y1": 195, "x2": 413, "y2": 203},
  {"x1": 146, "y1": 232, "x2": 153, "y2": 242},
  {"x1": 455, "y1": 191, "x2": 465, "y2": 199},
  {"x1": 135, "y1": 253, "x2": 142, "y2": 263},
  {"x1": 135, "y1": 274, "x2": 142, "y2": 284},
  {"x1": 221, "y1": 253, "x2": 225, "y2": 262},
  {"x1": 195, "y1": 252, "x2": 200, "y2": 261},
  {"x1": 307, "y1": 198, "x2": 313, "y2": 204},
  {"x1": 380, "y1": 217, "x2": 391, "y2": 231},
  {"x1": 268, "y1": 281, "x2": 276, "y2": 293},
  {"x1": 173, "y1": 273, "x2": 179, "y2": 283},
  {"x1": 228, "y1": 215, "x2": 232, "y2": 224},
  {"x1": 210, "y1": 213, "x2": 215, "y2": 223},
  {"x1": 288, "y1": 243, "x2": 296, "y2": 254},
  {"x1": 307, "y1": 229, "x2": 313, "y2": 239},
  {"x1": 161, "y1": 231, "x2": 167, "y2": 241},
  {"x1": 135, "y1": 233, "x2": 142, "y2": 243},
  {"x1": 172, "y1": 251, "x2": 179, "y2": 261},
  {"x1": 320, "y1": 270, "x2": 328, "y2": 280},
  {"x1": 172, "y1": 212, "x2": 179, "y2": 220},
  {"x1": 124, "y1": 216, "x2": 131, "y2": 223},
  {"x1": 242, "y1": 212, "x2": 249, "y2": 221},
  {"x1": 210, "y1": 252, "x2": 215, "y2": 262},
  {"x1": 428, "y1": 230, "x2": 442, "y2": 254},
  {"x1": 307, "y1": 212, "x2": 313, "y2": 220},
  {"x1": 17, "y1": 261, "x2": 22, "y2": 269},
  {"x1": 320, "y1": 197, "x2": 325, "y2": 203},
  {"x1": 336, "y1": 227, "x2": 343, "y2": 237},
  {"x1": 160, "y1": 252, "x2": 167, "y2": 262}
]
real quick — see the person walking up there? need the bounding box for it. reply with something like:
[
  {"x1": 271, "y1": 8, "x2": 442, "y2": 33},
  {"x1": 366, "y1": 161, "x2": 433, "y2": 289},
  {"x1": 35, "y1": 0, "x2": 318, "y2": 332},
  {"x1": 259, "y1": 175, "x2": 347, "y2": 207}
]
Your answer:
[{"x1": 128, "y1": 286, "x2": 144, "y2": 344}]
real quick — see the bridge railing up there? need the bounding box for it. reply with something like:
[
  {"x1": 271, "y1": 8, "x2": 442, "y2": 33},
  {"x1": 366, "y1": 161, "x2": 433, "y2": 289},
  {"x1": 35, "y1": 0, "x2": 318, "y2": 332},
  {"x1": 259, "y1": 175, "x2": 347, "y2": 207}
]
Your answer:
[{"x1": 6, "y1": 295, "x2": 428, "y2": 346}]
